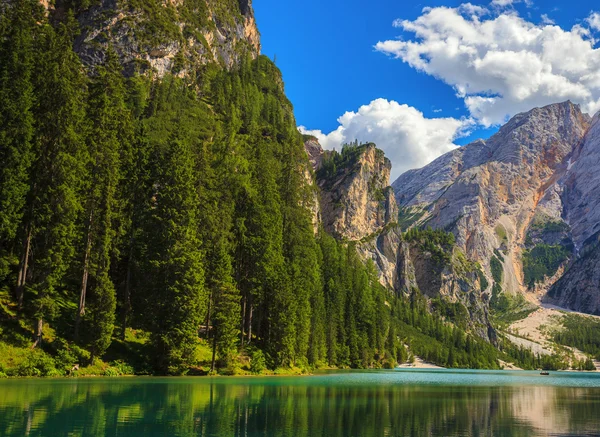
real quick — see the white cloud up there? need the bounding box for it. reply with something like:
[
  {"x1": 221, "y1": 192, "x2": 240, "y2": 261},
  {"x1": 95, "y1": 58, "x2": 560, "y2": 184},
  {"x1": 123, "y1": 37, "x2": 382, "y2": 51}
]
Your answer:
[
  {"x1": 541, "y1": 14, "x2": 555, "y2": 25},
  {"x1": 300, "y1": 99, "x2": 469, "y2": 180},
  {"x1": 491, "y1": 0, "x2": 533, "y2": 8},
  {"x1": 376, "y1": 5, "x2": 600, "y2": 126},
  {"x1": 587, "y1": 12, "x2": 600, "y2": 31}
]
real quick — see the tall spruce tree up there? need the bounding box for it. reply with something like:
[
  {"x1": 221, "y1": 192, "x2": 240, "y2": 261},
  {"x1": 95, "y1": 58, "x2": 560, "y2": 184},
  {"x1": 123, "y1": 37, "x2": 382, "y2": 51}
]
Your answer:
[
  {"x1": 75, "y1": 49, "x2": 130, "y2": 357},
  {"x1": 0, "y1": 0, "x2": 41, "y2": 289},
  {"x1": 26, "y1": 18, "x2": 89, "y2": 347},
  {"x1": 145, "y1": 132, "x2": 206, "y2": 374}
]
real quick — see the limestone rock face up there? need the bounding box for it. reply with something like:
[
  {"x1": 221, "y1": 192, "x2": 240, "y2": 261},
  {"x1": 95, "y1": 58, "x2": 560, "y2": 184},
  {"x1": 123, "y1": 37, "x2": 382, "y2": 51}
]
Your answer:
[
  {"x1": 304, "y1": 137, "x2": 324, "y2": 171},
  {"x1": 318, "y1": 144, "x2": 398, "y2": 241},
  {"x1": 303, "y1": 138, "x2": 323, "y2": 234},
  {"x1": 62, "y1": 0, "x2": 260, "y2": 76},
  {"x1": 393, "y1": 101, "x2": 590, "y2": 295}
]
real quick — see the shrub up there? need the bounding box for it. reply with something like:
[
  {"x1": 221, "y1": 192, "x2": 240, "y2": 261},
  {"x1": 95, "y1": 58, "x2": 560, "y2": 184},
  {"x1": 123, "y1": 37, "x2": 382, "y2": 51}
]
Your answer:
[
  {"x1": 13, "y1": 350, "x2": 58, "y2": 377},
  {"x1": 110, "y1": 360, "x2": 134, "y2": 375},
  {"x1": 249, "y1": 348, "x2": 266, "y2": 374}
]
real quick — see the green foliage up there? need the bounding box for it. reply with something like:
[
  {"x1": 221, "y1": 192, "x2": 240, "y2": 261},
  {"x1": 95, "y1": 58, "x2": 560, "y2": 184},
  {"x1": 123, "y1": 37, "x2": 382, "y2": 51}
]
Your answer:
[
  {"x1": 316, "y1": 141, "x2": 371, "y2": 181},
  {"x1": 404, "y1": 227, "x2": 455, "y2": 265},
  {"x1": 495, "y1": 225, "x2": 507, "y2": 243},
  {"x1": 249, "y1": 348, "x2": 266, "y2": 374},
  {"x1": 477, "y1": 267, "x2": 489, "y2": 291},
  {"x1": 490, "y1": 255, "x2": 503, "y2": 284},
  {"x1": 0, "y1": 6, "x2": 537, "y2": 377},
  {"x1": 393, "y1": 290, "x2": 500, "y2": 369},
  {"x1": 490, "y1": 290, "x2": 535, "y2": 328},
  {"x1": 523, "y1": 244, "x2": 570, "y2": 288},
  {"x1": 554, "y1": 315, "x2": 600, "y2": 360}
]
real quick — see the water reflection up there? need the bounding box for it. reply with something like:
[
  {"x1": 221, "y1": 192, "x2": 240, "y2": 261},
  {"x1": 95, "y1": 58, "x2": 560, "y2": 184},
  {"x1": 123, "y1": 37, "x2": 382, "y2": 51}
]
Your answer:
[{"x1": 1, "y1": 372, "x2": 600, "y2": 436}]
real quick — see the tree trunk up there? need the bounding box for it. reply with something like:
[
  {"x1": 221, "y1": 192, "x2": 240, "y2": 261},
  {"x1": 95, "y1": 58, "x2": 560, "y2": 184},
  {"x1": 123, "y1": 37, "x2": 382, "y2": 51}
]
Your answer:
[
  {"x1": 210, "y1": 327, "x2": 218, "y2": 373},
  {"x1": 205, "y1": 288, "x2": 213, "y2": 340},
  {"x1": 247, "y1": 302, "x2": 253, "y2": 343},
  {"x1": 75, "y1": 209, "x2": 93, "y2": 341},
  {"x1": 121, "y1": 242, "x2": 134, "y2": 341},
  {"x1": 15, "y1": 225, "x2": 32, "y2": 308},
  {"x1": 31, "y1": 317, "x2": 43, "y2": 349},
  {"x1": 240, "y1": 294, "x2": 246, "y2": 347}
]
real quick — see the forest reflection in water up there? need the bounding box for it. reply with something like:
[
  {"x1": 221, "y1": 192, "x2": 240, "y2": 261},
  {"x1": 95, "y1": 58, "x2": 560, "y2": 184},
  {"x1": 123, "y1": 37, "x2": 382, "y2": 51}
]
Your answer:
[{"x1": 1, "y1": 370, "x2": 600, "y2": 436}]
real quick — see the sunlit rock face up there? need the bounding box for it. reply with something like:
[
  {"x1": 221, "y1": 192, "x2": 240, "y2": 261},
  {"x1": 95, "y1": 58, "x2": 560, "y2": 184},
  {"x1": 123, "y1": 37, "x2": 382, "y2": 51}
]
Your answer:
[
  {"x1": 317, "y1": 143, "x2": 398, "y2": 241},
  {"x1": 393, "y1": 102, "x2": 593, "y2": 301},
  {"x1": 54, "y1": 0, "x2": 261, "y2": 77}
]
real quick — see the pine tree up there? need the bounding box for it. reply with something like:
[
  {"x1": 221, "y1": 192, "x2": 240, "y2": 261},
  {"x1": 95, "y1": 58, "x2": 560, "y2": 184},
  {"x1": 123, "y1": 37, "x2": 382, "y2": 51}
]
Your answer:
[
  {"x1": 145, "y1": 133, "x2": 206, "y2": 374},
  {"x1": 209, "y1": 236, "x2": 240, "y2": 371},
  {"x1": 76, "y1": 48, "x2": 130, "y2": 357},
  {"x1": 25, "y1": 17, "x2": 88, "y2": 347},
  {"x1": 0, "y1": 0, "x2": 41, "y2": 288}
]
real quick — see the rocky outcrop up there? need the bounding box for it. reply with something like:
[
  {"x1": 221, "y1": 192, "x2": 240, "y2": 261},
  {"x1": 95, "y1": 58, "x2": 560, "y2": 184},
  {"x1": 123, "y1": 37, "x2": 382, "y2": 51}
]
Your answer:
[
  {"x1": 317, "y1": 143, "x2": 398, "y2": 241},
  {"x1": 58, "y1": 0, "x2": 260, "y2": 76},
  {"x1": 393, "y1": 102, "x2": 590, "y2": 295},
  {"x1": 303, "y1": 137, "x2": 323, "y2": 234},
  {"x1": 304, "y1": 136, "x2": 324, "y2": 171},
  {"x1": 545, "y1": 238, "x2": 600, "y2": 315}
]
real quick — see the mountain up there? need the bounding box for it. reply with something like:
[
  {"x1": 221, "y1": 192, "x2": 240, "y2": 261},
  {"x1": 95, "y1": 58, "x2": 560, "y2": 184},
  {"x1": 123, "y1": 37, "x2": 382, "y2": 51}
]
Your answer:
[
  {"x1": 392, "y1": 101, "x2": 600, "y2": 315},
  {"x1": 308, "y1": 141, "x2": 495, "y2": 342}
]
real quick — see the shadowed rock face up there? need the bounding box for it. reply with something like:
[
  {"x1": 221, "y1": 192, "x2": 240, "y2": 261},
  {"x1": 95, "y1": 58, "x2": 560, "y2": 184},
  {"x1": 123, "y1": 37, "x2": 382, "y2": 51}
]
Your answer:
[
  {"x1": 545, "y1": 113, "x2": 600, "y2": 314},
  {"x1": 59, "y1": 0, "x2": 260, "y2": 76}
]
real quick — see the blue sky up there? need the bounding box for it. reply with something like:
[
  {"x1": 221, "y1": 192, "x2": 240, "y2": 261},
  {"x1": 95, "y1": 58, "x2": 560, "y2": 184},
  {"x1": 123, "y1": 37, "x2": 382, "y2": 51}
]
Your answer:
[{"x1": 254, "y1": 0, "x2": 600, "y2": 180}]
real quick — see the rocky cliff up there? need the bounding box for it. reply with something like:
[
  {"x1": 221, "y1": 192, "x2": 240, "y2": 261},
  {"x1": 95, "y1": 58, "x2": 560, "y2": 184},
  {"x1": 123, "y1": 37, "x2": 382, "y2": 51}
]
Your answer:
[
  {"x1": 544, "y1": 113, "x2": 600, "y2": 313},
  {"x1": 393, "y1": 101, "x2": 600, "y2": 316},
  {"x1": 315, "y1": 143, "x2": 398, "y2": 241},
  {"x1": 51, "y1": 0, "x2": 260, "y2": 76}
]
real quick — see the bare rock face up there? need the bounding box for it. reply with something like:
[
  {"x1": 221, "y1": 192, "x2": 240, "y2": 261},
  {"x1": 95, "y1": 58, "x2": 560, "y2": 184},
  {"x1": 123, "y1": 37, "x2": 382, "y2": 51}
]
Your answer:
[
  {"x1": 393, "y1": 102, "x2": 590, "y2": 295},
  {"x1": 543, "y1": 113, "x2": 600, "y2": 313},
  {"x1": 61, "y1": 0, "x2": 260, "y2": 76},
  {"x1": 304, "y1": 137, "x2": 324, "y2": 171},
  {"x1": 318, "y1": 144, "x2": 398, "y2": 241},
  {"x1": 302, "y1": 138, "x2": 323, "y2": 234},
  {"x1": 545, "y1": 240, "x2": 600, "y2": 315}
]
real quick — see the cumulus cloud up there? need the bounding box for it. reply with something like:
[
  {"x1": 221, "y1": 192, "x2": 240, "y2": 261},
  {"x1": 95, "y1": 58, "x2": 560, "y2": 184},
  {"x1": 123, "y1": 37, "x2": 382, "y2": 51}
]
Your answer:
[
  {"x1": 588, "y1": 12, "x2": 600, "y2": 31},
  {"x1": 376, "y1": 5, "x2": 600, "y2": 126},
  {"x1": 299, "y1": 99, "x2": 469, "y2": 180}
]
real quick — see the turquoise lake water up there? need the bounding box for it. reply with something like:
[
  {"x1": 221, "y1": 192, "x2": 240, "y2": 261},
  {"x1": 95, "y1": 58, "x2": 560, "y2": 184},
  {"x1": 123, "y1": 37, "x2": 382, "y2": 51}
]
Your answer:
[{"x1": 1, "y1": 369, "x2": 600, "y2": 436}]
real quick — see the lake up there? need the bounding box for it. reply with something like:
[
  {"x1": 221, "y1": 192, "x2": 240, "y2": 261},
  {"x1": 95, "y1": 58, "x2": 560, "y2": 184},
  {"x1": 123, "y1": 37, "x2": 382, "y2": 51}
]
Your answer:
[{"x1": 1, "y1": 369, "x2": 600, "y2": 436}]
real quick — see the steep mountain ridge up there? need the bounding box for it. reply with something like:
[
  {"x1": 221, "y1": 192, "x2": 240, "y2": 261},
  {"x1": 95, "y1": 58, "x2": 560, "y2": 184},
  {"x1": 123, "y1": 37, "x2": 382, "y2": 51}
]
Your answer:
[
  {"x1": 393, "y1": 101, "x2": 600, "y2": 316},
  {"x1": 393, "y1": 102, "x2": 590, "y2": 294}
]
